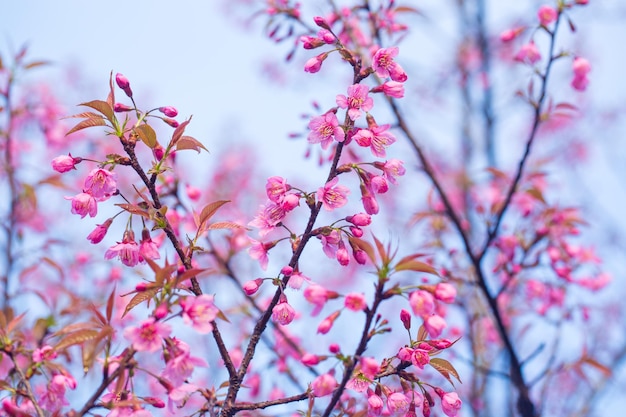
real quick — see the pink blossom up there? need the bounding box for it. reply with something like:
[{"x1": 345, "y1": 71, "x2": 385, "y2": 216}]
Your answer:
[
  {"x1": 32, "y1": 345, "x2": 57, "y2": 362},
  {"x1": 537, "y1": 5, "x2": 557, "y2": 26},
  {"x1": 317, "y1": 177, "x2": 350, "y2": 211},
  {"x1": 377, "y1": 159, "x2": 406, "y2": 184},
  {"x1": 304, "y1": 284, "x2": 332, "y2": 316},
  {"x1": 84, "y1": 168, "x2": 117, "y2": 201},
  {"x1": 311, "y1": 373, "x2": 337, "y2": 397},
  {"x1": 51, "y1": 154, "x2": 81, "y2": 173},
  {"x1": 360, "y1": 186, "x2": 379, "y2": 215},
  {"x1": 185, "y1": 184, "x2": 201, "y2": 200},
  {"x1": 272, "y1": 295, "x2": 296, "y2": 325},
  {"x1": 162, "y1": 339, "x2": 207, "y2": 387},
  {"x1": 87, "y1": 218, "x2": 113, "y2": 244},
  {"x1": 123, "y1": 318, "x2": 171, "y2": 352},
  {"x1": 167, "y1": 383, "x2": 197, "y2": 413},
  {"x1": 300, "y1": 35, "x2": 325, "y2": 49},
  {"x1": 372, "y1": 81, "x2": 405, "y2": 98},
  {"x1": 440, "y1": 392, "x2": 462, "y2": 417},
  {"x1": 286, "y1": 271, "x2": 310, "y2": 290},
  {"x1": 368, "y1": 175, "x2": 389, "y2": 194},
  {"x1": 411, "y1": 348, "x2": 430, "y2": 369},
  {"x1": 180, "y1": 294, "x2": 219, "y2": 334},
  {"x1": 139, "y1": 229, "x2": 160, "y2": 261},
  {"x1": 353, "y1": 124, "x2": 396, "y2": 157},
  {"x1": 248, "y1": 239, "x2": 274, "y2": 270},
  {"x1": 344, "y1": 292, "x2": 367, "y2": 311},
  {"x1": 372, "y1": 47, "x2": 408, "y2": 82},
  {"x1": 318, "y1": 229, "x2": 341, "y2": 258},
  {"x1": 424, "y1": 315, "x2": 447, "y2": 338},
  {"x1": 301, "y1": 353, "x2": 320, "y2": 366},
  {"x1": 266, "y1": 176, "x2": 290, "y2": 203},
  {"x1": 387, "y1": 392, "x2": 410, "y2": 415},
  {"x1": 308, "y1": 112, "x2": 345, "y2": 149},
  {"x1": 65, "y1": 192, "x2": 97, "y2": 218},
  {"x1": 368, "y1": 392, "x2": 384, "y2": 416},
  {"x1": 435, "y1": 282, "x2": 457, "y2": 303},
  {"x1": 572, "y1": 57, "x2": 591, "y2": 91},
  {"x1": 248, "y1": 203, "x2": 286, "y2": 236},
  {"x1": 514, "y1": 42, "x2": 541, "y2": 65},
  {"x1": 105, "y1": 231, "x2": 141, "y2": 267},
  {"x1": 336, "y1": 240, "x2": 350, "y2": 265},
  {"x1": 409, "y1": 290, "x2": 435, "y2": 317},
  {"x1": 336, "y1": 84, "x2": 374, "y2": 120}
]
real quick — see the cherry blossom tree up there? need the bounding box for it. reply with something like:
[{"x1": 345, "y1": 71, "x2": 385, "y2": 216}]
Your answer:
[{"x1": 0, "y1": 1, "x2": 623, "y2": 417}]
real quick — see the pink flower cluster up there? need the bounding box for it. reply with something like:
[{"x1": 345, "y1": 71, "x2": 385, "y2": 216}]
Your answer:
[{"x1": 64, "y1": 168, "x2": 117, "y2": 218}]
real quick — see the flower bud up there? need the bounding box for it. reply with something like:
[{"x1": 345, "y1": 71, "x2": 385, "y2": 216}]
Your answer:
[
  {"x1": 114, "y1": 103, "x2": 133, "y2": 112},
  {"x1": 159, "y1": 106, "x2": 178, "y2": 117},
  {"x1": 400, "y1": 309, "x2": 411, "y2": 330},
  {"x1": 115, "y1": 73, "x2": 133, "y2": 98}
]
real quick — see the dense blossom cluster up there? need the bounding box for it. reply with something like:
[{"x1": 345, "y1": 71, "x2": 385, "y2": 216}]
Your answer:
[{"x1": 0, "y1": 1, "x2": 612, "y2": 417}]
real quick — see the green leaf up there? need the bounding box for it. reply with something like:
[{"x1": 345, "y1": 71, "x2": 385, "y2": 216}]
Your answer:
[{"x1": 134, "y1": 123, "x2": 157, "y2": 148}]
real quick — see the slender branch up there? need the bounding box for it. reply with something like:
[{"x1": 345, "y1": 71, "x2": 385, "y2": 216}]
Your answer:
[
  {"x1": 7, "y1": 351, "x2": 46, "y2": 417},
  {"x1": 478, "y1": 16, "x2": 562, "y2": 262},
  {"x1": 322, "y1": 281, "x2": 385, "y2": 417},
  {"x1": 229, "y1": 391, "x2": 309, "y2": 412}
]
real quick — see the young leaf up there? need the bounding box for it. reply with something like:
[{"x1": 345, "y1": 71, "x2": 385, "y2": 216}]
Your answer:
[
  {"x1": 134, "y1": 124, "x2": 158, "y2": 148},
  {"x1": 394, "y1": 260, "x2": 439, "y2": 276},
  {"x1": 207, "y1": 221, "x2": 246, "y2": 230},
  {"x1": 122, "y1": 287, "x2": 159, "y2": 318},
  {"x1": 66, "y1": 117, "x2": 107, "y2": 136},
  {"x1": 54, "y1": 329, "x2": 101, "y2": 351},
  {"x1": 79, "y1": 100, "x2": 114, "y2": 124},
  {"x1": 198, "y1": 200, "x2": 231, "y2": 228},
  {"x1": 176, "y1": 135, "x2": 208, "y2": 153},
  {"x1": 171, "y1": 117, "x2": 191, "y2": 146},
  {"x1": 429, "y1": 357, "x2": 462, "y2": 385}
]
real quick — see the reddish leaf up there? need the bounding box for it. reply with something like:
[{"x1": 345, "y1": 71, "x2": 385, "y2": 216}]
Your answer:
[
  {"x1": 79, "y1": 100, "x2": 114, "y2": 123},
  {"x1": 24, "y1": 60, "x2": 49, "y2": 69},
  {"x1": 176, "y1": 135, "x2": 208, "y2": 153},
  {"x1": 429, "y1": 357, "x2": 462, "y2": 385},
  {"x1": 394, "y1": 260, "x2": 439, "y2": 276},
  {"x1": 115, "y1": 203, "x2": 150, "y2": 217},
  {"x1": 134, "y1": 124, "x2": 157, "y2": 148},
  {"x1": 122, "y1": 287, "x2": 159, "y2": 318},
  {"x1": 66, "y1": 117, "x2": 107, "y2": 136},
  {"x1": 107, "y1": 71, "x2": 115, "y2": 109},
  {"x1": 64, "y1": 111, "x2": 105, "y2": 119},
  {"x1": 106, "y1": 287, "x2": 116, "y2": 323},
  {"x1": 347, "y1": 236, "x2": 377, "y2": 264},
  {"x1": 207, "y1": 221, "x2": 246, "y2": 230},
  {"x1": 54, "y1": 329, "x2": 100, "y2": 351},
  {"x1": 373, "y1": 235, "x2": 389, "y2": 265},
  {"x1": 171, "y1": 117, "x2": 191, "y2": 146},
  {"x1": 198, "y1": 200, "x2": 230, "y2": 228}
]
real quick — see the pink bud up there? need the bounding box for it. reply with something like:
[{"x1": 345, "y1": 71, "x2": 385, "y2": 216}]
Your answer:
[
  {"x1": 281, "y1": 265, "x2": 294, "y2": 276},
  {"x1": 400, "y1": 309, "x2": 411, "y2": 330},
  {"x1": 52, "y1": 154, "x2": 81, "y2": 173},
  {"x1": 424, "y1": 315, "x2": 447, "y2": 338},
  {"x1": 243, "y1": 278, "x2": 264, "y2": 295},
  {"x1": 304, "y1": 53, "x2": 328, "y2": 74},
  {"x1": 301, "y1": 353, "x2": 320, "y2": 366},
  {"x1": 114, "y1": 103, "x2": 133, "y2": 112},
  {"x1": 353, "y1": 249, "x2": 368, "y2": 265},
  {"x1": 135, "y1": 282, "x2": 149, "y2": 292},
  {"x1": 434, "y1": 283, "x2": 457, "y2": 304},
  {"x1": 162, "y1": 118, "x2": 179, "y2": 128},
  {"x1": 159, "y1": 106, "x2": 178, "y2": 117},
  {"x1": 313, "y1": 16, "x2": 331, "y2": 30},
  {"x1": 350, "y1": 226, "x2": 364, "y2": 238},
  {"x1": 154, "y1": 303, "x2": 168, "y2": 320},
  {"x1": 86, "y1": 219, "x2": 113, "y2": 244},
  {"x1": 115, "y1": 73, "x2": 133, "y2": 97},
  {"x1": 317, "y1": 310, "x2": 340, "y2": 334},
  {"x1": 346, "y1": 212, "x2": 372, "y2": 227},
  {"x1": 329, "y1": 343, "x2": 340, "y2": 354}
]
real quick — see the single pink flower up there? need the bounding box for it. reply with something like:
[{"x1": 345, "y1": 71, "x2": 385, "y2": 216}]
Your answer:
[
  {"x1": 105, "y1": 231, "x2": 141, "y2": 267},
  {"x1": 317, "y1": 176, "x2": 350, "y2": 211},
  {"x1": 162, "y1": 339, "x2": 207, "y2": 387},
  {"x1": 344, "y1": 293, "x2": 367, "y2": 311},
  {"x1": 51, "y1": 154, "x2": 81, "y2": 173},
  {"x1": 308, "y1": 112, "x2": 345, "y2": 149},
  {"x1": 409, "y1": 290, "x2": 435, "y2": 317},
  {"x1": 123, "y1": 318, "x2": 171, "y2": 352},
  {"x1": 377, "y1": 159, "x2": 406, "y2": 184},
  {"x1": 272, "y1": 295, "x2": 296, "y2": 325},
  {"x1": 311, "y1": 373, "x2": 337, "y2": 397},
  {"x1": 424, "y1": 314, "x2": 447, "y2": 338},
  {"x1": 387, "y1": 392, "x2": 410, "y2": 415},
  {"x1": 440, "y1": 392, "x2": 462, "y2": 417},
  {"x1": 248, "y1": 203, "x2": 286, "y2": 237},
  {"x1": 266, "y1": 176, "x2": 290, "y2": 203},
  {"x1": 65, "y1": 192, "x2": 97, "y2": 218},
  {"x1": 372, "y1": 47, "x2": 408, "y2": 82},
  {"x1": 336, "y1": 84, "x2": 374, "y2": 120},
  {"x1": 537, "y1": 5, "x2": 557, "y2": 26},
  {"x1": 435, "y1": 282, "x2": 457, "y2": 304},
  {"x1": 368, "y1": 392, "x2": 384, "y2": 416},
  {"x1": 353, "y1": 124, "x2": 396, "y2": 157},
  {"x1": 248, "y1": 239, "x2": 275, "y2": 270},
  {"x1": 304, "y1": 284, "x2": 332, "y2": 316},
  {"x1": 514, "y1": 42, "x2": 541, "y2": 64},
  {"x1": 33, "y1": 345, "x2": 57, "y2": 362},
  {"x1": 84, "y1": 168, "x2": 117, "y2": 201},
  {"x1": 180, "y1": 294, "x2": 219, "y2": 334}
]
